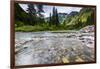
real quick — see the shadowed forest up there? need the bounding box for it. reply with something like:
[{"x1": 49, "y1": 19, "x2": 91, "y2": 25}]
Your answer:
[{"x1": 15, "y1": 3, "x2": 95, "y2": 32}]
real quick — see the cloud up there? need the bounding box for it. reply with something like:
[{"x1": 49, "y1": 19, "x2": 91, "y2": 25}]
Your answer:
[{"x1": 19, "y1": 3, "x2": 82, "y2": 17}]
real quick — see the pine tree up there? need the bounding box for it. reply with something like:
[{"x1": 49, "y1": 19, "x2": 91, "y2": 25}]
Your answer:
[
  {"x1": 51, "y1": 7, "x2": 59, "y2": 26},
  {"x1": 55, "y1": 9, "x2": 59, "y2": 26},
  {"x1": 27, "y1": 4, "x2": 36, "y2": 15},
  {"x1": 49, "y1": 13, "x2": 52, "y2": 26},
  {"x1": 51, "y1": 7, "x2": 56, "y2": 25},
  {"x1": 36, "y1": 4, "x2": 45, "y2": 25},
  {"x1": 27, "y1": 4, "x2": 37, "y2": 25},
  {"x1": 37, "y1": 4, "x2": 44, "y2": 17}
]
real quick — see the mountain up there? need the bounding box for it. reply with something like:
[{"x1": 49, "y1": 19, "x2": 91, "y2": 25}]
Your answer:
[
  {"x1": 58, "y1": 13, "x2": 68, "y2": 23},
  {"x1": 63, "y1": 8, "x2": 95, "y2": 30},
  {"x1": 67, "y1": 11, "x2": 78, "y2": 17},
  {"x1": 45, "y1": 13, "x2": 68, "y2": 23},
  {"x1": 63, "y1": 11, "x2": 79, "y2": 27},
  {"x1": 58, "y1": 13, "x2": 68, "y2": 17}
]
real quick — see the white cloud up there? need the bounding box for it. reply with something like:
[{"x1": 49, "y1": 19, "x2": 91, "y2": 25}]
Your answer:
[{"x1": 19, "y1": 3, "x2": 82, "y2": 17}]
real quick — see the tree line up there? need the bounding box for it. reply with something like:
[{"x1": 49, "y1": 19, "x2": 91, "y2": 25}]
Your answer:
[
  {"x1": 15, "y1": 3, "x2": 95, "y2": 32},
  {"x1": 15, "y1": 3, "x2": 60, "y2": 27}
]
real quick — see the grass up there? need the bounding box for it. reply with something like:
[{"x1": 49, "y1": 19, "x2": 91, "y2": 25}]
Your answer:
[
  {"x1": 15, "y1": 25, "x2": 48, "y2": 32},
  {"x1": 15, "y1": 25, "x2": 77, "y2": 32}
]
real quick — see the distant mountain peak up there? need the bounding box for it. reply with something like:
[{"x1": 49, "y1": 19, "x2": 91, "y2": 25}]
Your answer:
[
  {"x1": 68, "y1": 11, "x2": 78, "y2": 16},
  {"x1": 58, "y1": 13, "x2": 68, "y2": 15}
]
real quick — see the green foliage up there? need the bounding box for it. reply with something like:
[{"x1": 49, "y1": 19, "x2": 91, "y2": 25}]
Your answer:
[
  {"x1": 15, "y1": 24, "x2": 69, "y2": 32},
  {"x1": 15, "y1": 21, "x2": 24, "y2": 27},
  {"x1": 15, "y1": 3, "x2": 95, "y2": 32},
  {"x1": 49, "y1": 7, "x2": 60, "y2": 26},
  {"x1": 63, "y1": 8, "x2": 95, "y2": 30},
  {"x1": 15, "y1": 25, "x2": 44, "y2": 32},
  {"x1": 15, "y1": 3, "x2": 30, "y2": 26}
]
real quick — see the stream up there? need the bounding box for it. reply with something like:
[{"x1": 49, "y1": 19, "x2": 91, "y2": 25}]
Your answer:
[{"x1": 15, "y1": 31, "x2": 95, "y2": 65}]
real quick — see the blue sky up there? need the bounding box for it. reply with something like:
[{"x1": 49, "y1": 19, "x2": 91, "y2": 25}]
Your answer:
[{"x1": 19, "y1": 3, "x2": 82, "y2": 17}]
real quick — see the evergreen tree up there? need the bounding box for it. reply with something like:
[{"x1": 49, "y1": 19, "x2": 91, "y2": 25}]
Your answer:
[
  {"x1": 55, "y1": 9, "x2": 59, "y2": 26},
  {"x1": 37, "y1": 4, "x2": 44, "y2": 17},
  {"x1": 27, "y1": 4, "x2": 45, "y2": 25},
  {"x1": 27, "y1": 4, "x2": 37, "y2": 25},
  {"x1": 51, "y1": 7, "x2": 56, "y2": 25},
  {"x1": 36, "y1": 4, "x2": 45, "y2": 25},
  {"x1": 49, "y1": 13, "x2": 52, "y2": 26},
  {"x1": 15, "y1": 3, "x2": 29, "y2": 27},
  {"x1": 51, "y1": 7, "x2": 59, "y2": 26}
]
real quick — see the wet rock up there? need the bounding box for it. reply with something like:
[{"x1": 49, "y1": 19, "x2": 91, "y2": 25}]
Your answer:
[
  {"x1": 80, "y1": 25, "x2": 94, "y2": 33},
  {"x1": 15, "y1": 31, "x2": 95, "y2": 65},
  {"x1": 79, "y1": 37, "x2": 84, "y2": 40}
]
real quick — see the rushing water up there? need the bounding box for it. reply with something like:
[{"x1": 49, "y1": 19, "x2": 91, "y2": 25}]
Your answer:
[{"x1": 15, "y1": 31, "x2": 95, "y2": 65}]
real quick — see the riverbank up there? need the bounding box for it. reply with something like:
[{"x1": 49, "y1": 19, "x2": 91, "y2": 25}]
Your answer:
[{"x1": 15, "y1": 25, "x2": 80, "y2": 32}]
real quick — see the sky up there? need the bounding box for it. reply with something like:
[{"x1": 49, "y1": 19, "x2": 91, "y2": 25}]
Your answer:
[{"x1": 19, "y1": 3, "x2": 82, "y2": 17}]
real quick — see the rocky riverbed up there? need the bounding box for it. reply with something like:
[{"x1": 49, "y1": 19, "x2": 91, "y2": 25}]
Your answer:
[{"x1": 15, "y1": 30, "x2": 95, "y2": 65}]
